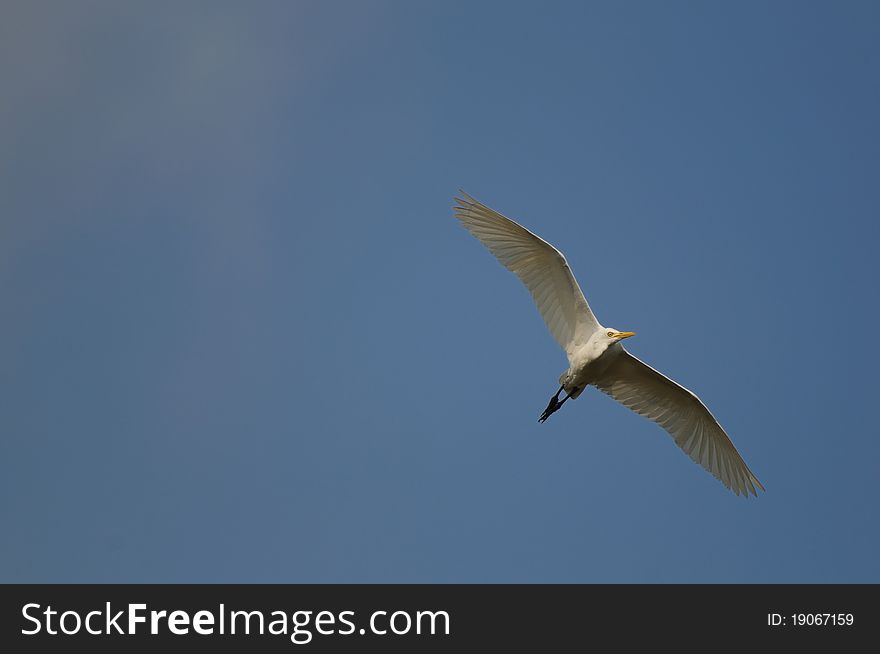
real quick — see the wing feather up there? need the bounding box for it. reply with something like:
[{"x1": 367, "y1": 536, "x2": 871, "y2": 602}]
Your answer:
[
  {"x1": 453, "y1": 192, "x2": 599, "y2": 358},
  {"x1": 595, "y1": 348, "x2": 764, "y2": 496}
]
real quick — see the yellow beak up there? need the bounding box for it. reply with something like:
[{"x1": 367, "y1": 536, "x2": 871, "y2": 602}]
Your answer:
[{"x1": 616, "y1": 331, "x2": 636, "y2": 340}]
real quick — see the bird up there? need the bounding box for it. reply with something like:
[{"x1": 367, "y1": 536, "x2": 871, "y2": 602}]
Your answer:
[{"x1": 453, "y1": 192, "x2": 764, "y2": 497}]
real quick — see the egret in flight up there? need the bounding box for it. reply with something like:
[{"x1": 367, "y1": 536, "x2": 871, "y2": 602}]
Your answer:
[{"x1": 453, "y1": 192, "x2": 763, "y2": 496}]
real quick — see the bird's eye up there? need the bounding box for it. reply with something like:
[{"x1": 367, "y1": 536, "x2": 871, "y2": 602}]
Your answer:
[{"x1": 607, "y1": 331, "x2": 614, "y2": 337}]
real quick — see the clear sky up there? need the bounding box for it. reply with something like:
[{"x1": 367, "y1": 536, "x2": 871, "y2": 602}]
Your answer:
[{"x1": 2, "y1": 1, "x2": 878, "y2": 582}]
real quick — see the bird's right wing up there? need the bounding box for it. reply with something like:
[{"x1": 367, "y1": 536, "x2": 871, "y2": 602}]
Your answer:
[
  {"x1": 595, "y1": 347, "x2": 764, "y2": 497},
  {"x1": 453, "y1": 193, "x2": 600, "y2": 358}
]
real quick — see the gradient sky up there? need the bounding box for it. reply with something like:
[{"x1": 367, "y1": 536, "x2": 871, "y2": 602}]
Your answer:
[{"x1": 2, "y1": 1, "x2": 879, "y2": 582}]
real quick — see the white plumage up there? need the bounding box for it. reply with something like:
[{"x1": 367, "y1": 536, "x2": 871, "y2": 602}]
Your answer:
[{"x1": 454, "y1": 192, "x2": 763, "y2": 497}]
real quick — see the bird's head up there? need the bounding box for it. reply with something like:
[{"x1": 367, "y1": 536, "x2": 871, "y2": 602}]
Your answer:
[
  {"x1": 586, "y1": 327, "x2": 636, "y2": 359},
  {"x1": 603, "y1": 328, "x2": 636, "y2": 343}
]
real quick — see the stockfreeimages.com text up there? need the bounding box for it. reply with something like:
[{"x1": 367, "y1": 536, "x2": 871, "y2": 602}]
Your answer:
[{"x1": 21, "y1": 602, "x2": 450, "y2": 645}]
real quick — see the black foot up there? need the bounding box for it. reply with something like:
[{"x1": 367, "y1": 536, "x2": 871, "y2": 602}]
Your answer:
[
  {"x1": 539, "y1": 385, "x2": 565, "y2": 423},
  {"x1": 538, "y1": 385, "x2": 576, "y2": 423},
  {"x1": 539, "y1": 397, "x2": 560, "y2": 423}
]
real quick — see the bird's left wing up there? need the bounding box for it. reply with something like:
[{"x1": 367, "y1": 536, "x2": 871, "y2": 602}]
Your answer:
[
  {"x1": 453, "y1": 192, "x2": 600, "y2": 358},
  {"x1": 594, "y1": 347, "x2": 764, "y2": 496}
]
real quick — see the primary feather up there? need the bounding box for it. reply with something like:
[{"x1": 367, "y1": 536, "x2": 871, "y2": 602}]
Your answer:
[{"x1": 454, "y1": 192, "x2": 599, "y2": 361}]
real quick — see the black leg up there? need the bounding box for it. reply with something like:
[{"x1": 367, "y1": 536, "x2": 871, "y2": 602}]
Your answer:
[{"x1": 539, "y1": 385, "x2": 567, "y2": 423}]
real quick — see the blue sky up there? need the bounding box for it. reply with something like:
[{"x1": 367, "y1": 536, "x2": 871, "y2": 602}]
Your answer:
[{"x1": 2, "y1": 1, "x2": 878, "y2": 582}]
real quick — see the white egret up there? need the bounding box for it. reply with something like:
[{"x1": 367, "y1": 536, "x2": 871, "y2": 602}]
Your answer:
[{"x1": 453, "y1": 192, "x2": 764, "y2": 496}]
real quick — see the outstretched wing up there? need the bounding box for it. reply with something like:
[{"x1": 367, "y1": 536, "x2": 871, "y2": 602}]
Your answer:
[
  {"x1": 595, "y1": 347, "x2": 764, "y2": 496},
  {"x1": 453, "y1": 192, "x2": 600, "y2": 358}
]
